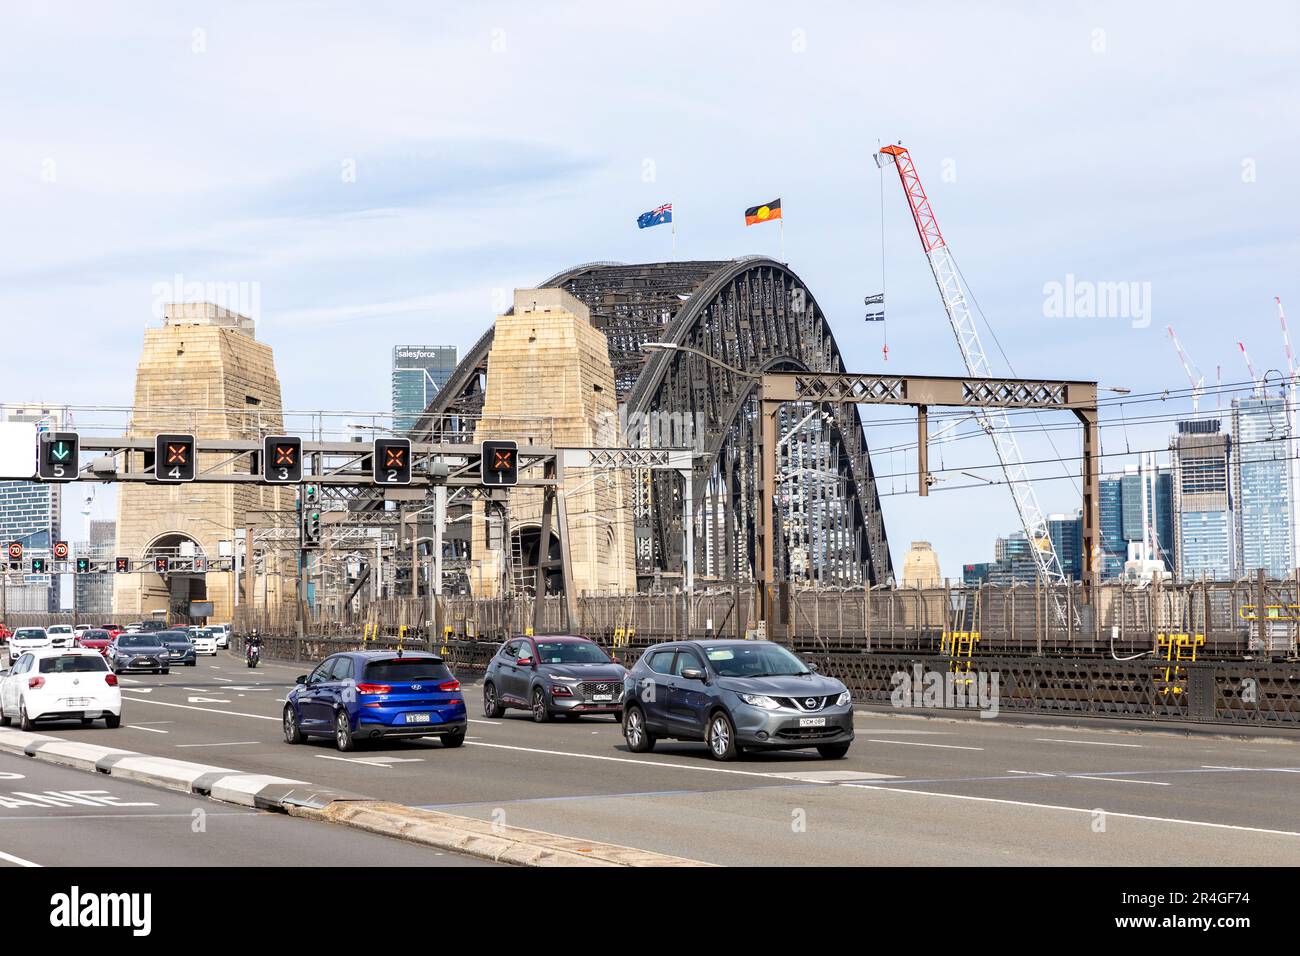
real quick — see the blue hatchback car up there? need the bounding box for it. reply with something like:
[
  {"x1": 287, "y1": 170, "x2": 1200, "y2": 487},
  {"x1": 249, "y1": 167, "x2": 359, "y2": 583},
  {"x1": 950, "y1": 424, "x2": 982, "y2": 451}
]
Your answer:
[{"x1": 282, "y1": 650, "x2": 467, "y2": 751}]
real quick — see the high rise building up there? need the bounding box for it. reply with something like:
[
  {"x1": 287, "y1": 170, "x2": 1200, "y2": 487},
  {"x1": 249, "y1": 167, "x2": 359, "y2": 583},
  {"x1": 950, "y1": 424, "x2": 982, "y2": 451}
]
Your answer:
[
  {"x1": 392, "y1": 346, "x2": 458, "y2": 433},
  {"x1": 1232, "y1": 395, "x2": 1294, "y2": 577},
  {"x1": 987, "y1": 531, "x2": 1039, "y2": 585},
  {"x1": 1047, "y1": 512, "x2": 1082, "y2": 580},
  {"x1": 1120, "y1": 461, "x2": 1176, "y2": 571},
  {"x1": 0, "y1": 405, "x2": 65, "y2": 613},
  {"x1": 74, "y1": 519, "x2": 116, "y2": 617},
  {"x1": 1171, "y1": 419, "x2": 1235, "y2": 581},
  {"x1": 1098, "y1": 476, "x2": 1126, "y2": 579},
  {"x1": 901, "y1": 541, "x2": 941, "y2": 588}
]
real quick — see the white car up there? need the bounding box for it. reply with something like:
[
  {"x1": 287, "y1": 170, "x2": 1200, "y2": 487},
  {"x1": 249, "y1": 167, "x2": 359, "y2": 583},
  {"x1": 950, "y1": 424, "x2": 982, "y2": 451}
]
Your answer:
[
  {"x1": 46, "y1": 625, "x2": 75, "y2": 649},
  {"x1": 0, "y1": 647, "x2": 121, "y2": 730},
  {"x1": 74, "y1": 624, "x2": 92, "y2": 637},
  {"x1": 210, "y1": 624, "x2": 231, "y2": 649},
  {"x1": 7, "y1": 628, "x2": 51, "y2": 662},
  {"x1": 192, "y1": 629, "x2": 218, "y2": 656}
]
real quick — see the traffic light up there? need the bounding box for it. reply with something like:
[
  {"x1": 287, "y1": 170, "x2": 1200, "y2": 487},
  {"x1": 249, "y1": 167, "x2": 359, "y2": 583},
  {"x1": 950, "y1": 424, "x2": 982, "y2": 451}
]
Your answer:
[
  {"x1": 75, "y1": 556, "x2": 91, "y2": 574},
  {"x1": 115, "y1": 556, "x2": 131, "y2": 574},
  {"x1": 154, "y1": 434, "x2": 196, "y2": 483},
  {"x1": 193, "y1": 555, "x2": 208, "y2": 573},
  {"x1": 372, "y1": 438, "x2": 412, "y2": 485},
  {"x1": 52, "y1": 541, "x2": 69, "y2": 561},
  {"x1": 154, "y1": 556, "x2": 170, "y2": 574},
  {"x1": 36, "y1": 431, "x2": 78, "y2": 482},
  {"x1": 481, "y1": 439, "x2": 519, "y2": 487},
  {"x1": 300, "y1": 485, "x2": 323, "y2": 549},
  {"x1": 31, "y1": 557, "x2": 47, "y2": 574},
  {"x1": 262, "y1": 435, "x2": 303, "y2": 484}
]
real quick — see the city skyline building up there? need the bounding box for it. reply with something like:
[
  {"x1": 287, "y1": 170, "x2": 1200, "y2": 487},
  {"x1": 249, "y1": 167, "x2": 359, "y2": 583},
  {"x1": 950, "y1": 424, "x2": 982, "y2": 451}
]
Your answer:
[
  {"x1": 392, "y1": 345, "x2": 458, "y2": 433},
  {"x1": 1232, "y1": 394, "x2": 1294, "y2": 578},
  {"x1": 0, "y1": 404, "x2": 66, "y2": 613},
  {"x1": 1171, "y1": 418, "x2": 1235, "y2": 581}
]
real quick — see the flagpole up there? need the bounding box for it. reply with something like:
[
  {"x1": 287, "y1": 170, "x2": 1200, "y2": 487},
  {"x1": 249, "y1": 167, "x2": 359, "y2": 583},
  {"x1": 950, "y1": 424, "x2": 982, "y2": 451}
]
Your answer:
[
  {"x1": 779, "y1": 218, "x2": 785, "y2": 263},
  {"x1": 672, "y1": 215, "x2": 676, "y2": 261}
]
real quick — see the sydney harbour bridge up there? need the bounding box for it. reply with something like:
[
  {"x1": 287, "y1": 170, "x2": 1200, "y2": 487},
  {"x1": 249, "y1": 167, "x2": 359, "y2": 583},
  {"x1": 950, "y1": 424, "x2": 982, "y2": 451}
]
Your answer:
[{"x1": 411, "y1": 257, "x2": 893, "y2": 592}]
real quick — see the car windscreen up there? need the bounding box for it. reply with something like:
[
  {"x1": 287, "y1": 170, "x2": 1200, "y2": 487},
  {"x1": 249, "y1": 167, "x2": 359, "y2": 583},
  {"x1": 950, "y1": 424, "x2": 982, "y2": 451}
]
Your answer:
[
  {"x1": 14, "y1": 629, "x2": 45, "y2": 639},
  {"x1": 363, "y1": 658, "x2": 452, "y2": 682},
  {"x1": 157, "y1": 632, "x2": 191, "y2": 643},
  {"x1": 197, "y1": 630, "x2": 216, "y2": 638},
  {"x1": 702, "y1": 643, "x2": 810, "y2": 678},
  {"x1": 533, "y1": 641, "x2": 610, "y2": 664},
  {"x1": 82, "y1": 631, "x2": 109, "y2": 640},
  {"x1": 118, "y1": 636, "x2": 159, "y2": 648},
  {"x1": 39, "y1": 655, "x2": 109, "y2": 673}
]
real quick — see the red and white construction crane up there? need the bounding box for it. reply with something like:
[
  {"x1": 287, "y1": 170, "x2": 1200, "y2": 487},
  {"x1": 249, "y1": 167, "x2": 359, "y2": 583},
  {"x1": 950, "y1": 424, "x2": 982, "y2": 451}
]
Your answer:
[
  {"x1": 1166, "y1": 325, "x2": 1205, "y2": 414},
  {"x1": 875, "y1": 143, "x2": 1070, "y2": 619},
  {"x1": 1238, "y1": 340, "x2": 1262, "y2": 395}
]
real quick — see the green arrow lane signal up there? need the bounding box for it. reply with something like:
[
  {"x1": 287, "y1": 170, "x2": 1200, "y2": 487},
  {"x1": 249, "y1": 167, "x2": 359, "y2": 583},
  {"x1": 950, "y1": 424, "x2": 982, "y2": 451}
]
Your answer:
[{"x1": 37, "y1": 431, "x2": 78, "y2": 481}]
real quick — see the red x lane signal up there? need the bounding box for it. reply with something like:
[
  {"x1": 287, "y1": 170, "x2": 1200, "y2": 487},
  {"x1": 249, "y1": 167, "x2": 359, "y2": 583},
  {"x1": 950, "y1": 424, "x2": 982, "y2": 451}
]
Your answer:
[
  {"x1": 153, "y1": 434, "x2": 196, "y2": 483},
  {"x1": 480, "y1": 440, "x2": 518, "y2": 486},
  {"x1": 262, "y1": 436, "x2": 303, "y2": 484},
  {"x1": 372, "y1": 438, "x2": 412, "y2": 485}
]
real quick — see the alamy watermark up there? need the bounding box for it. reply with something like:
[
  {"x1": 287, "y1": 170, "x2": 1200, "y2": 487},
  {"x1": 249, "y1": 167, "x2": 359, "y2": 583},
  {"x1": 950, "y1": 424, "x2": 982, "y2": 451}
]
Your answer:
[
  {"x1": 890, "y1": 664, "x2": 1000, "y2": 718},
  {"x1": 150, "y1": 274, "x2": 262, "y2": 325},
  {"x1": 1043, "y1": 274, "x2": 1151, "y2": 329}
]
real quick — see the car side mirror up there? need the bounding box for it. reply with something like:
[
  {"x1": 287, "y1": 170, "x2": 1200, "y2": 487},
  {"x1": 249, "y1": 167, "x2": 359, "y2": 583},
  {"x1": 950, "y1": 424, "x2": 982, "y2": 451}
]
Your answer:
[
  {"x1": 681, "y1": 667, "x2": 705, "y2": 682},
  {"x1": 295, "y1": 675, "x2": 307, "y2": 684},
  {"x1": 517, "y1": 656, "x2": 534, "y2": 668}
]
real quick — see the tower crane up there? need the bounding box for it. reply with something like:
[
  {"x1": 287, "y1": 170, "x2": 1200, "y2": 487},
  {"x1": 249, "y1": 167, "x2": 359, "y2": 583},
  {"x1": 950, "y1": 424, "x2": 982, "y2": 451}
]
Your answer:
[
  {"x1": 1166, "y1": 325, "x2": 1205, "y2": 414},
  {"x1": 1238, "y1": 340, "x2": 1262, "y2": 395},
  {"x1": 875, "y1": 143, "x2": 1071, "y2": 623},
  {"x1": 1277, "y1": 296, "x2": 1299, "y2": 569}
]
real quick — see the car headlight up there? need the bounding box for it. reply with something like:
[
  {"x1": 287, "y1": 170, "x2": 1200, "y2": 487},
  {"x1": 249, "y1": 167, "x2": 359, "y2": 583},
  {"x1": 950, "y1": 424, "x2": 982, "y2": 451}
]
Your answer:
[
  {"x1": 738, "y1": 693, "x2": 782, "y2": 710},
  {"x1": 836, "y1": 690, "x2": 852, "y2": 707}
]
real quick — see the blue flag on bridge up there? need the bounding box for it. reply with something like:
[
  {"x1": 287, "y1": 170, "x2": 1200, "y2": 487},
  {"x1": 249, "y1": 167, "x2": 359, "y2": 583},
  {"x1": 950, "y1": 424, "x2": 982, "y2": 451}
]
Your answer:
[{"x1": 637, "y1": 203, "x2": 673, "y2": 229}]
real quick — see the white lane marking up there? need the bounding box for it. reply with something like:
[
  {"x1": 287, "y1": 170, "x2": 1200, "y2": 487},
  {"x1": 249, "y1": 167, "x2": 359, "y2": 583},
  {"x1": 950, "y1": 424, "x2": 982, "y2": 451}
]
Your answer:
[
  {"x1": 841, "y1": 782, "x2": 1300, "y2": 838},
  {"x1": 314, "y1": 754, "x2": 394, "y2": 769},
  {"x1": 126, "y1": 725, "x2": 168, "y2": 734},
  {"x1": 468, "y1": 719, "x2": 501, "y2": 726},
  {"x1": 1007, "y1": 770, "x2": 1055, "y2": 776},
  {"x1": 0, "y1": 849, "x2": 41, "y2": 868},
  {"x1": 850, "y1": 728, "x2": 950, "y2": 735},
  {"x1": 464, "y1": 741, "x2": 822, "y2": 782},
  {"x1": 776, "y1": 769, "x2": 899, "y2": 782},
  {"x1": 359, "y1": 756, "x2": 423, "y2": 764},
  {"x1": 186, "y1": 696, "x2": 231, "y2": 704},
  {"x1": 1070, "y1": 775, "x2": 1170, "y2": 787},
  {"x1": 864, "y1": 738, "x2": 984, "y2": 751},
  {"x1": 120, "y1": 697, "x2": 278, "y2": 721},
  {"x1": 174, "y1": 741, "x2": 260, "y2": 749},
  {"x1": 1203, "y1": 765, "x2": 1300, "y2": 773},
  {"x1": 212, "y1": 677, "x2": 233, "y2": 683},
  {"x1": 1035, "y1": 737, "x2": 1142, "y2": 748}
]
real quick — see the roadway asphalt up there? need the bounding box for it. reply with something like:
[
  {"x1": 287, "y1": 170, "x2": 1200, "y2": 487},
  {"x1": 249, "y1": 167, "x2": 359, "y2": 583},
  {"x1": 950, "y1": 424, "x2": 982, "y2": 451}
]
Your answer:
[
  {"x1": 0, "y1": 751, "x2": 494, "y2": 867},
  {"x1": 9, "y1": 651, "x2": 1299, "y2": 866}
]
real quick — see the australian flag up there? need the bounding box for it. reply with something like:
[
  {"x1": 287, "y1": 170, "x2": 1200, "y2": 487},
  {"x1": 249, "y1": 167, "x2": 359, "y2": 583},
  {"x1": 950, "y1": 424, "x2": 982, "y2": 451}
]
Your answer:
[{"x1": 637, "y1": 202, "x2": 673, "y2": 229}]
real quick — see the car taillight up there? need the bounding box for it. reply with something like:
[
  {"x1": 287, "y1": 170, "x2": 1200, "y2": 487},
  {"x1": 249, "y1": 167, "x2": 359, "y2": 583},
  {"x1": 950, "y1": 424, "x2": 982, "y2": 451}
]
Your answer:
[
  {"x1": 355, "y1": 683, "x2": 391, "y2": 695},
  {"x1": 27, "y1": 676, "x2": 45, "y2": 690},
  {"x1": 105, "y1": 674, "x2": 118, "y2": 687},
  {"x1": 439, "y1": 679, "x2": 460, "y2": 692}
]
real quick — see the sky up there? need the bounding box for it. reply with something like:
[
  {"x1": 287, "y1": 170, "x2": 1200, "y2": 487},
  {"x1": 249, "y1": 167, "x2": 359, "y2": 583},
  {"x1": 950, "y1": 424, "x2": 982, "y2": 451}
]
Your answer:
[{"x1": 1, "y1": 1, "x2": 1297, "y2": 576}]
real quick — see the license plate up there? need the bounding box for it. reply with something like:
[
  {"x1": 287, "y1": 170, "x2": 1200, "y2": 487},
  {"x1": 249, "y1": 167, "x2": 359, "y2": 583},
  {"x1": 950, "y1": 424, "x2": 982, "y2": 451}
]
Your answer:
[
  {"x1": 592, "y1": 694, "x2": 613, "y2": 702},
  {"x1": 404, "y1": 713, "x2": 431, "y2": 724},
  {"x1": 63, "y1": 698, "x2": 90, "y2": 707},
  {"x1": 798, "y1": 717, "x2": 826, "y2": 727}
]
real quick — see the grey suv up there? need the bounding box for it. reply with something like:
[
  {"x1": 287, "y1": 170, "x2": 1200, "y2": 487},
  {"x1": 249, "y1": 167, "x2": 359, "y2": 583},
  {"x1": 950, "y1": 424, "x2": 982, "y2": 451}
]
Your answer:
[
  {"x1": 483, "y1": 635, "x2": 627, "y2": 722},
  {"x1": 621, "y1": 640, "x2": 854, "y2": 760}
]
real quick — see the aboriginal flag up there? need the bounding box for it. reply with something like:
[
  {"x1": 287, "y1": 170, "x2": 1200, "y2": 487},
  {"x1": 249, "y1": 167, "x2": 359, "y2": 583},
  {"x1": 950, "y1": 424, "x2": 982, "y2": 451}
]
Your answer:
[{"x1": 744, "y1": 198, "x2": 782, "y2": 226}]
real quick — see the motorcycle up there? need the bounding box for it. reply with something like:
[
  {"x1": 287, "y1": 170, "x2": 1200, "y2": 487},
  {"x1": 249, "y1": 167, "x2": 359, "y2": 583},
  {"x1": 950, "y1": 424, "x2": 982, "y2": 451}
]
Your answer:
[{"x1": 246, "y1": 637, "x2": 261, "y2": 668}]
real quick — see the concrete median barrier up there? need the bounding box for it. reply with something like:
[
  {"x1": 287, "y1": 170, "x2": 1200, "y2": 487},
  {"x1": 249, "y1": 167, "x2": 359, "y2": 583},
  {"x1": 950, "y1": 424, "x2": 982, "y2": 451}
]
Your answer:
[{"x1": 289, "y1": 800, "x2": 711, "y2": 867}]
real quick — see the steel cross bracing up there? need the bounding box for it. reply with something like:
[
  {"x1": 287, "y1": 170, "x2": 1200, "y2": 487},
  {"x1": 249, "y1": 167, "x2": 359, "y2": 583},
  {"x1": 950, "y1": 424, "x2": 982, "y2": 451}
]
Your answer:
[{"x1": 879, "y1": 144, "x2": 1072, "y2": 624}]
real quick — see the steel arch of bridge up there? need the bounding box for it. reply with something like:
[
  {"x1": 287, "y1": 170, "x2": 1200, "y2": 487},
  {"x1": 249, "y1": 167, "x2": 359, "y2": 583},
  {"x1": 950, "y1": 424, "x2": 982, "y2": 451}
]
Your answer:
[{"x1": 413, "y1": 258, "x2": 892, "y2": 588}]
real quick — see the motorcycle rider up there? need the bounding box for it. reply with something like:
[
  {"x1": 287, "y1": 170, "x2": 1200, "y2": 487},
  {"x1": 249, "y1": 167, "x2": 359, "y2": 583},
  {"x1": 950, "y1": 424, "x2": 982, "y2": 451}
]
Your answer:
[{"x1": 246, "y1": 628, "x2": 262, "y2": 666}]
